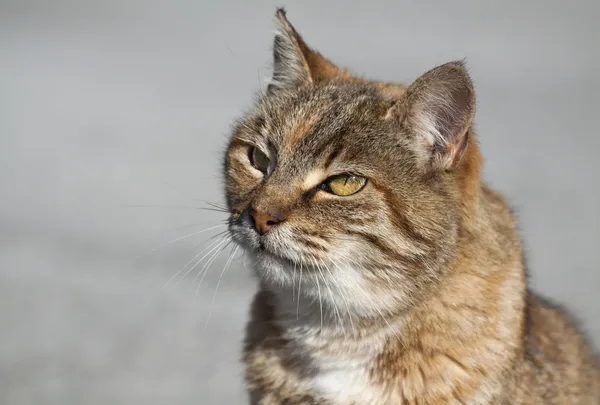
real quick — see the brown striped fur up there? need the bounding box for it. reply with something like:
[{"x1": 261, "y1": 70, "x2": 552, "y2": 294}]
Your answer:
[{"x1": 224, "y1": 8, "x2": 600, "y2": 405}]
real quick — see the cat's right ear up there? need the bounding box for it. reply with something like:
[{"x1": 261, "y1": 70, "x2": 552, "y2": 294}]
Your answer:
[
  {"x1": 387, "y1": 61, "x2": 476, "y2": 171},
  {"x1": 268, "y1": 8, "x2": 349, "y2": 93}
]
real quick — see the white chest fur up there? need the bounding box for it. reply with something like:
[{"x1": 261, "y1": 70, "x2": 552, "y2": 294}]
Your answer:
[
  {"x1": 308, "y1": 357, "x2": 385, "y2": 405},
  {"x1": 281, "y1": 323, "x2": 398, "y2": 405},
  {"x1": 269, "y1": 282, "x2": 402, "y2": 405}
]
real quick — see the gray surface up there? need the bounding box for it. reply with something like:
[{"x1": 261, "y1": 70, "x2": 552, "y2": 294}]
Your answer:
[{"x1": 1, "y1": 0, "x2": 599, "y2": 403}]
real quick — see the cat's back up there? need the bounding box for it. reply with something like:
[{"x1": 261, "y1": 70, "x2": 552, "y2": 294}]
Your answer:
[
  {"x1": 508, "y1": 294, "x2": 600, "y2": 404},
  {"x1": 477, "y1": 185, "x2": 600, "y2": 403}
]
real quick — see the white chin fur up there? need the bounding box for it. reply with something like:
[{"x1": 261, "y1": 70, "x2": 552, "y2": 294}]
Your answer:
[{"x1": 248, "y1": 251, "x2": 401, "y2": 319}]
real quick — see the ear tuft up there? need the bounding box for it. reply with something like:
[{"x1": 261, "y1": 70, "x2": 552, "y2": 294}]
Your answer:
[
  {"x1": 267, "y1": 8, "x2": 350, "y2": 93},
  {"x1": 397, "y1": 61, "x2": 476, "y2": 171},
  {"x1": 268, "y1": 8, "x2": 312, "y2": 92}
]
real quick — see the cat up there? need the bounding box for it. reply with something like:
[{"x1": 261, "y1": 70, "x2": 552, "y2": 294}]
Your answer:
[{"x1": 223, "y1": 8, "x2": 600, "y2": 405}]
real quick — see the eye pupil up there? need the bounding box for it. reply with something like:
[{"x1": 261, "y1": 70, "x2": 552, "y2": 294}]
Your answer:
[{"x1": 250, "y1": 146, "x2": 270, "y2": 174}]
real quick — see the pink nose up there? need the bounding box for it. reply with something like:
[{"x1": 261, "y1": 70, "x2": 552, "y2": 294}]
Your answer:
[{"x1": 250, "y1": 210, "x2": 282, "y2": 235}]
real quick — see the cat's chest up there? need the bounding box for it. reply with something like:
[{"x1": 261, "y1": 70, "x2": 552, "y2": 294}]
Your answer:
[
  {"x1": 306, "y1": 357, "x2": 386, "y2": 405},
  {"x1": 246, "y1": 345, "x2": 386, "y2": 405}
]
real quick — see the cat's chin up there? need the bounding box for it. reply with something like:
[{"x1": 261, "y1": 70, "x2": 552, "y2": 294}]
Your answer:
[
  {"x1": 230, "y1": 226, "x2": 301, "y2": 269},
  {"x1": 252, "y1": 248, "x2": 297, "y2": 272},
  {"x1": 243, "y1": 248, "x2": 303, "y2": 287}
]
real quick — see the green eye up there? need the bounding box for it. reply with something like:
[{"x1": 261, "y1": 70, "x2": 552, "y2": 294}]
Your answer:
[
  {"x1": 320, "y1": 174, "x2": 367, "y2": 196},
  {"x1": 249, "y1": 146, "x2": 270, "y2": 173}
]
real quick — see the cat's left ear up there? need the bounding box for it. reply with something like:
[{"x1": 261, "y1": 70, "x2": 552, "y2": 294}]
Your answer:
[
  {"x1": 388, "y1": 61, "x2": 476, "y2": 171},
  {"x1": 268, "y1": 8, "x2": 349, "y2": 93}
]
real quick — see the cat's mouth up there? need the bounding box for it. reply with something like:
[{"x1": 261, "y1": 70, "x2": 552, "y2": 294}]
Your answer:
[
  {"x1": 228, "y1": 216, "x2": 310, "y2": 268},
  {"x1": 252, "y1": 234, "x2": 298, "y2": 265}
]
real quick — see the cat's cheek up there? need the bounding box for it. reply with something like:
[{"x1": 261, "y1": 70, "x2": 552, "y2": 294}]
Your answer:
[
  {"x1": 227, "y1": 150, "x2": 264, "y2": 187},
  {"x1": 228, "y1": 168, "x2": 262, "y2": 193}
]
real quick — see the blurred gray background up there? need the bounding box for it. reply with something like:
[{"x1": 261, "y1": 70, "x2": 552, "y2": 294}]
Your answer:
[{"x1": 1, "y1": 0, "x2": 599, "y2": 403}]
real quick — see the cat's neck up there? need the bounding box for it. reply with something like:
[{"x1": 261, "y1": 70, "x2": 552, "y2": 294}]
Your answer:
[{"x1": 263, "y1": 281, "x2": 406, "y2": 351}]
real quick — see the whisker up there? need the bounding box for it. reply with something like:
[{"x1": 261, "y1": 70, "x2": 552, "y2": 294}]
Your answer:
[
  {"x1": 151, "y1": 178, "x2": 228, "y2": 211},
  {"x1": 162, "y1": 235, "x2": 228, "y2": 288},
  {"x1": 155, "y1": 180, "x2": 227, "y2": 210},
  {"x1": 162, "y1": 222, "x2": 228, "y2": 234},
  {"x1": 191, "y1": 239, "x2": 232, "y2": 287},
  {"x1": 311, "y1": 258, "x2": 323, "y2": 330},
  {"x1": 193, "y1": 240, "x2": 233, "y2": 304},
  {"x1": 318, "y1": 260, "x2": 342, "y2": 331},
  {"x1": 124, "y1": 203, "x2": 229, "y2": 214},
  {"x1": 135, "y1": 224, "x2": 227, "y2": 260},
  {"x1": 353, "y1": 273, "x2": 401, "y2": 341},
  {"x1": 316, "y1": 259, "x2": 343, "y2": 334},
  {"x1": 334, "y1": 256, "x2": 396, "y2": 337},
  {"x1": 196, "y1": 207, "x2": 229, "y2": 213},
  {"x1": 297, "y1": 261, "x2": 303, "y2": 320},
  {"x1": 231, "y1": 247, "x2": 246, "y2": 262},
  {"x1": 204, "y1": 245, "x2": 240, "y2": 329},
  {"x1": 124, "y1": 204, "x2": 208, "y2": 210},
  {"x1": 198, "y1": 200, "x2": 228, "y2": 210},
  {"x1": 329, "y1": 259, "x2": 358, "y2": 338},
  {"x1": 241, "y1": 251, "x2": 249, "y2": 269},
  {"x1": 189, "y1": 199, "x2": 229, "y2": 213},
  {"x1": 292, "y1": 260, "x2": 298, "y2": 302}
]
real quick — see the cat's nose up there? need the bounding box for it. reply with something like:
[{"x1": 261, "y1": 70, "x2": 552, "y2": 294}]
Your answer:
[{"x1": 249, "y1": 210, "x2": 283, "y2": 235}]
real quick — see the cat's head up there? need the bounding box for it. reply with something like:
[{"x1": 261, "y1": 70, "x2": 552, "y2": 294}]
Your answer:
[{"x1": 224, "y1": 9, "x2": 481, "y2": 316}]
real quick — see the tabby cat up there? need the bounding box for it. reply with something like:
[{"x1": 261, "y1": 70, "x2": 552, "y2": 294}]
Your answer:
[{"x1": 223, "y1": 8, "x2": 600, "y2": 405}]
